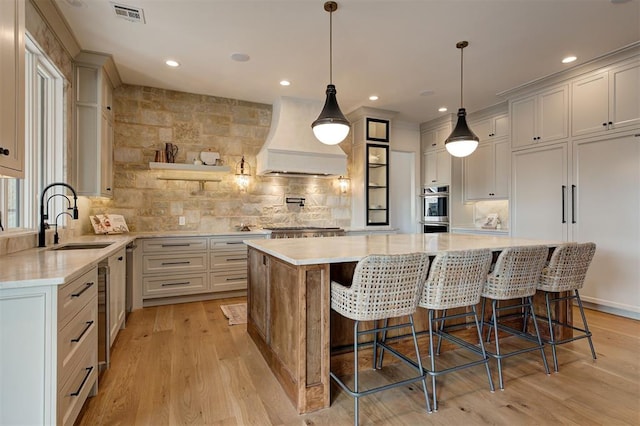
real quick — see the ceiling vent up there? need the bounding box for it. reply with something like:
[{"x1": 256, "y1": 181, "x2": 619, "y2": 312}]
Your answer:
[{"x1": 111, "y1": 3, "x2": 145, "y2": 23}]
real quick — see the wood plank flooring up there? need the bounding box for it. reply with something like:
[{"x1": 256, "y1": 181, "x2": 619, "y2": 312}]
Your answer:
[{"x1": 76, "y1": 297, "x2": 640, "y2": 425}]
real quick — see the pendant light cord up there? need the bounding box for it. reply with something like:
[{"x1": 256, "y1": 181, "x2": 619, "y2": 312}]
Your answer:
[
  {"x1": 460, "y1": 45, "x2": 464, "y2": 108},
  {"x1": 329, "y1": 7, "x2": 333, "y2": 84}
]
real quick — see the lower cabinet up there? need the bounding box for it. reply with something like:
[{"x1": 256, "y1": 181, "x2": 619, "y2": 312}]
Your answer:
[
  {"x1": 138, "y1": 234, "x2": 265, "y2": 305},
  {"x1": 0, "y1": 267, "x2": 98, "y2": 426},
  {"x1": 108, "y1": 248, "x2": 126, "y2": 347}
]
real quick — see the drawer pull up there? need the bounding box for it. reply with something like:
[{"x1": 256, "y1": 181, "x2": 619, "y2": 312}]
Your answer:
[
  {"x1": 226, "y1": 257, "x2": 247, "y2": 261},
  {"x1": 161, "y1": 281, "x2": 190, "y2": 287},
  {"x1": 226, "y1": 241, "x2": 244, "y2": 245},
  {"x1": 71, "y1": 321, "x2": 94, "y2": 343},
  {"x1": 161, "y1": 261, "x2": 191, "y2": 265},
  {"x1": 71, "y1": 282, "x2": 95, "y2": 298},
  {"x1": 160, "y1": 243, "x2": 192, "y2": 247},
  {"x1": 226, "y1": 277, "x2": 247, "y2": 282},
  {"x1": 70, "y1": 366, "x2": 94, "y2": 397}
]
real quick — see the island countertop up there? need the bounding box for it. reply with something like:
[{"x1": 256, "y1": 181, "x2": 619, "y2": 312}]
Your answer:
[{"x1": 244, "y1": 233, "x2": 562, "y2": 266}]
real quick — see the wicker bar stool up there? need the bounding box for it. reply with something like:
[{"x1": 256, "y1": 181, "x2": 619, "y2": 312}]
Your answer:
[
  {"x1": 330, "y1": 253, "x2": 431, "y2": 425},
  {"x1": 417, "y1": 249, "x2": 495, "y2": 411},
  {"x1": 536, "y1": 242, "x2": 597, "y2": 372},
  {"x1": 480, "y1": 245, "x2": 550, "y2": 390}
]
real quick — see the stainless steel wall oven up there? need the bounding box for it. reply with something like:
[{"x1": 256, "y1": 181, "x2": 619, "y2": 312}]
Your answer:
[{"x1": 420, "y1": 186, "x2": 449, "y2": 233}]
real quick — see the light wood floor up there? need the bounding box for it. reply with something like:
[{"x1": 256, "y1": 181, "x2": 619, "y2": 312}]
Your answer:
[{"x1": 77, "y1": 297, "x2": 640, "y2": 425}]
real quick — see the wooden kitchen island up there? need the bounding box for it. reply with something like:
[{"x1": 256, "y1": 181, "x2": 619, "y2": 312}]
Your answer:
[{"x1": 244, "y1": 233, "x2": 565, "y2": 414}]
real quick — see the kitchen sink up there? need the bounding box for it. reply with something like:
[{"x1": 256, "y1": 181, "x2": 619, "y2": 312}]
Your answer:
[{"x1": 51, "y1": 242, "x2": 114, "y2": 250}]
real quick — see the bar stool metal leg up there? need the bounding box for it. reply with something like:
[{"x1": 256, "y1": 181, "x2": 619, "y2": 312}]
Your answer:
[
  {"x1": 527, "y1": 296, "x2": 550, "y2": 375},
  {"x1": 544, "y1": 292, "x2": 559, "y2": 373},
  {"x1": 575, "y1": 290, "x2": 597, "y2": 361}
]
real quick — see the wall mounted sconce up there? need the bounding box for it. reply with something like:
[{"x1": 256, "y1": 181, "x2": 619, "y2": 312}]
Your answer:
[
  {"x1": 338, "y1": 176, "x2": 350, "y2": 194},
  {"x1": 235, "y1": 155, "x2": 251, "y2": 191}
]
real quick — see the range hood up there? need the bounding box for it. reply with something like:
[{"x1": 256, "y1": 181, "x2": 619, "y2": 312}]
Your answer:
[{"x1": 256, "y1": 97, "x2": 348, "y2": 177}]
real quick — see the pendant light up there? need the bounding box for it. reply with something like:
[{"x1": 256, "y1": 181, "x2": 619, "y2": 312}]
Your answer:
[
  {"x1": 312, "y1": 1, "x2": 350, "y2": 145},
  {"x1": 445, "y1": 41, "x2": 479, "y2": 158}
]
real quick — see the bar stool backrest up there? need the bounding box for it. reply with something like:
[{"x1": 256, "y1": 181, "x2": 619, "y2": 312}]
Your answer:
[
  {"x1": 419, "y1": 249, "x2": 493, "y2": 309},
  {"x1": 538, "y1": 242, "x2": 596, "y2": 292},
  {"x1": 333, "y1": 253, "x2": 430, "y2": 321},
  {"x1": 484, "y1": 245, "x2": 548, "y2": 300}
]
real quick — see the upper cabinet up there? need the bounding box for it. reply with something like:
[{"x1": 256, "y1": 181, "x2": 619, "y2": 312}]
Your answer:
[
  {"x1": 0, "y1": 0, "x2": 25, "y2": 178},
  {"x1": 469, "y1": 113, "x2": 509, "y2": 143},
  {"x1": 424, "y1": 150, "x2": 451, "y2": 187},
  {"x1": 464, "y1": 139, "x2": 509, "y2": 201},
  {"x1": 421, "y1": 122, "x2": 452, "y2": 152},
  {"x1": 572, "y1": 59, "x2": 640, "y2": 138},
  {"x1": 510, "y1": 84, "x2": 569, "y2": 150},
  {"x1": 74, "y1": 52, "x2": 119, "y2": 197}
]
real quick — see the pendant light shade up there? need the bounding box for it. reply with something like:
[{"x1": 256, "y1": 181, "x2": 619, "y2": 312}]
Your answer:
[
  {"x1": 312, "y1": 1, "x2": 350, "y2": 145},
  {"x1": 445, "y1": 41, "x2": 479, "y2": 158}
]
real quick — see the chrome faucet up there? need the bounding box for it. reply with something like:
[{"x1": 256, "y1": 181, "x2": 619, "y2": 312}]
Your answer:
[{"x1": 39, "y1": 182, "x2": 79, "y2": 247}]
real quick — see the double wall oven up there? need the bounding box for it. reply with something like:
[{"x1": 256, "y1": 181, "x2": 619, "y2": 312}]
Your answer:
[{"x1": 420, "y1": 186, "x2": 449, "y2": 233}]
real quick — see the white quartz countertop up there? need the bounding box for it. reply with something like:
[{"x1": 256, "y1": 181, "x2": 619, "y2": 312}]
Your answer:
[
  {"x1": 244, "y1": 233, "x2": 562, "y2": 266},
  {"x1": 0, "y1": 235, "x2": 136, "y2": 290}
]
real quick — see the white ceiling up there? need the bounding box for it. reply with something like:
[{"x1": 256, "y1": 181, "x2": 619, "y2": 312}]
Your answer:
[{"x1": 53, "y1": 0, "x2": 640, "y2": 124}]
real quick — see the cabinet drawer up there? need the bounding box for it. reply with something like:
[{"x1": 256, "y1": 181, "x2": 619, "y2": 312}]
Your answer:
[
  {"x1": 143, "y1": 274, "x2": 208, "y2": 298},
  {"x1": 58, "y1": 268, "x2": 98, "y2": 329},
  {"x1": 141, "y1": 237, "x2": 207, "y2": 253},
  {"x1": 209, "y1": 238, "x2": 248, "y2": 250},
  {"x1": 211, "y1": 270, "x2": 248, "y2": 292},
  {"x1": 142, "y1": 253, "x2": 207, "y2": 274},
  {"x1": 57, "y1": 339, "x2": 97, "y2": 426},
  {"x1": 210, "y1": 251, "x2": 248, "y2": 271},
  {"x1": 58, "y1": 296, "x2": 97, "y2": 385}
]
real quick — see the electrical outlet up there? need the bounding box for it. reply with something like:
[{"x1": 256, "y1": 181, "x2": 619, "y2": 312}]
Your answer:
[{"x1": 179, "y1": 216, "x2": 186, "y2": 226}]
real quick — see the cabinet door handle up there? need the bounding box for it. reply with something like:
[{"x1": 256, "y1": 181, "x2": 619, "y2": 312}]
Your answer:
[
  {"x1": 71, "y1": 321, "x2": 94, "y2": 343},
  {"x1": 571, "y1": 184, "x2": 577, "y2": 224},
  {"x1": 160, "y1": 243, "x2": 191, "y2": 247},
  {"x1": 561, "y1": 185, "x2": 567, "y2": 224},
  {"x1": 70, "y1": 366, "x2": 94, "y2": 397},
  {"x1": 0, "y1": 147, "x2": 9, "y2": 156},
  {"x1": 161, "y1": 261, "x2": 191, "y2": 265},
  {"x1": 118, "y1": 256, "x2": 123, "y2": 261},
  {"x1": 227, "y1": 257, "x2": 247, "y2": 261},
  {"x1": 226, "y1": 277, "x2": 247, "y2": 281},
  {"x1": 431, "y1": 179, "x2": 436, "y2": 183},
  {"x1": 226, "y1": 241, "x2": 244, "y2": 245},
  {"x1": 71, "y1": 282, "x2": 95, "y2": 298},
  {"x1": 161, "y1": 281, "x2": 190, "y2": 287}
]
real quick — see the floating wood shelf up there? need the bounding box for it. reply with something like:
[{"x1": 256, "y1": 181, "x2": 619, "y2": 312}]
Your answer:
[{"x1": 149, "y1": 162, "x2": 231, "y2": 172}]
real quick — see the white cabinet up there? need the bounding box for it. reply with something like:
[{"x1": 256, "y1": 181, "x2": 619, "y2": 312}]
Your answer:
[
  {"x1": 469, "y1": 113, "x2": 509, "y2": 143},
  {"x1": 572, "y1": 60, "x2": 640, "y2": 137},
  {"x1": 1, "y1": 267, "x2": 98, "y2": 426},
  {"x1": 108, "y1": 248, "x2": 126, "y2": 347},
  {"x1": 210, "y1": 237, "x2": 253, "y2": 292},
  {"x1": 74, "y1": 52, "x2": 115, "y2": 197},
  {"x1": 511, "y1": 142, "x2": 569, "y2": 242},
  {"x1": 138, "y1": 235, "x2": 266, "y2": 305},
  {"x1": 511, "y1": 84, "x2": 569, "y2": 150},
  {"x1": 0, "y1": 0, "x2": 25, "y2": 178},
  {"x1": 511, "y1": 131, "x2": 640, "y2": 316},
  {"x1": 464, "y1": 138, "x2": 509, "y2": 200},
  {"x1": 424, "y1": 149, "x2": 451, "y2": 187},
  {"x1": 571, "y1": 132, "x2": 640, "y2": 313},
  {"x1": 421, "y1": 122, "x2": 452, "y2": 152}
]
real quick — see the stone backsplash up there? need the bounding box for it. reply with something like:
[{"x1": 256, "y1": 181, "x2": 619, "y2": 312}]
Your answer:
[{"x1": 84, "y1": 85, "x2": 352, "y2": 233}]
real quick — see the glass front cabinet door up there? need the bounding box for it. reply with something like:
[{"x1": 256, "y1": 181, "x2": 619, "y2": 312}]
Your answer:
[{"x1": 366, "y1": 143, "x2": 389, "y2": 225}]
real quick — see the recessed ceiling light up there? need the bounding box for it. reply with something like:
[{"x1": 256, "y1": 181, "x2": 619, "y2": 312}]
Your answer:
[
  {"x1": 165, "y1": 59, "x2": 180, "y2": 67},
  {"x1": 420, "y1": 90, "x2": 435, "y2": 97},
  {"x1": 438, "y1": 107, "x2": 448, "y2": 112},
  {"x1": 230, "y1": 53, "x2": 250, "y2": 62},
  {"x1": 280, "y1": 80, "x2": 291, "y2": 86},
  {"x1": 562, "y1": 56, "x2": 577, "y2": 64},
  {"x1": 369, "y1": 95, "x2": 379, "y2": 101}
]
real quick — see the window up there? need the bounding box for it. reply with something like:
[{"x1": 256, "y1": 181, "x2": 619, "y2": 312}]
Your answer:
[{"x1": 0, "y1": 34, "x2": 65, "y2": 232}]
